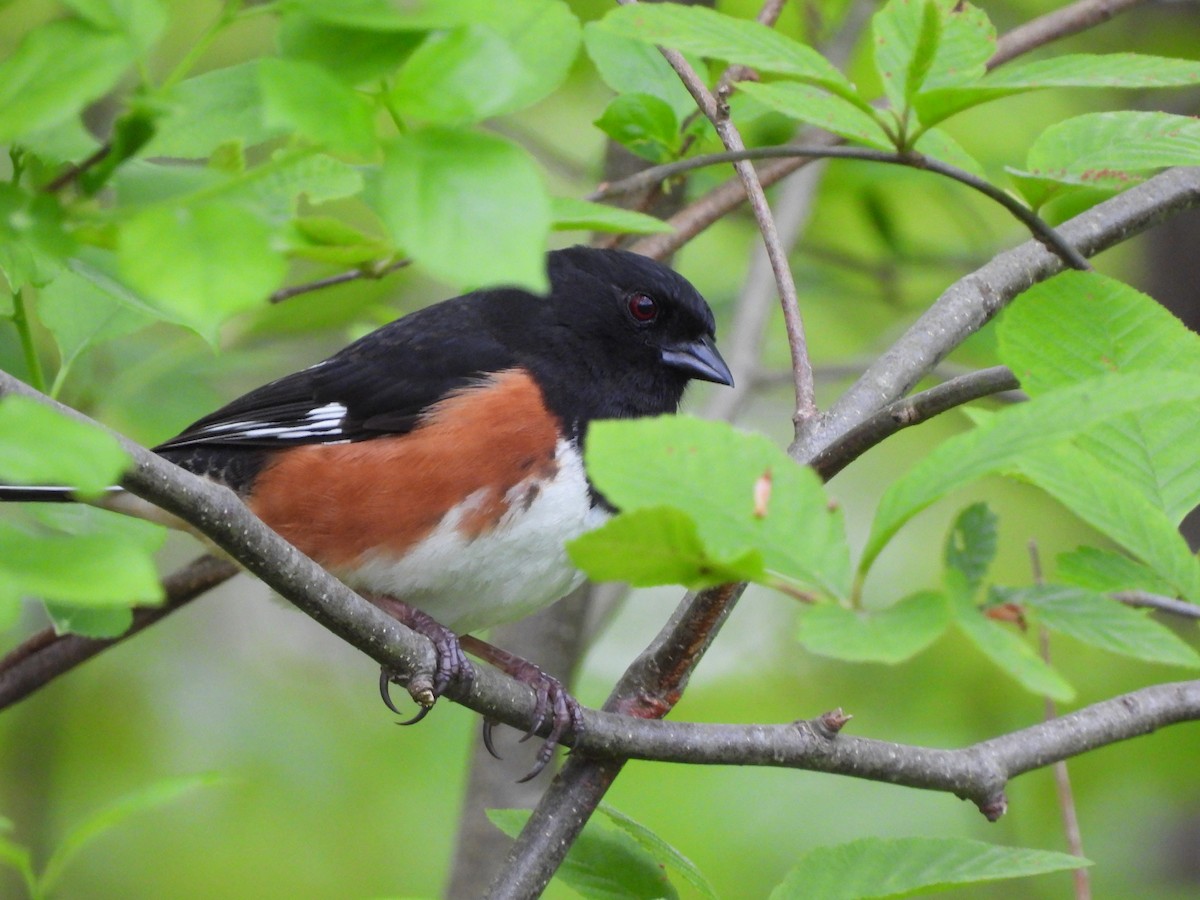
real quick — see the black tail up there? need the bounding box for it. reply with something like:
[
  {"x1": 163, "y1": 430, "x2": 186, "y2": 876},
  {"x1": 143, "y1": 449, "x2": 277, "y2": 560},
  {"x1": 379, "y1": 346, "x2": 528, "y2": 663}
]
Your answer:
[{"x1": 0, "y1": 486, "x2": 83, "y2": 502}]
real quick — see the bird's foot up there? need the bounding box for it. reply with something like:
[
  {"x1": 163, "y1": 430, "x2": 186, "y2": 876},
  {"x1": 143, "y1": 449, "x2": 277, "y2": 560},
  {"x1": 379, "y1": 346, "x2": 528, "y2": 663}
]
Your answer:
[
  {"x1": 370, "y1": 596, "x2": 474, "y2": 724},
  {"x1": 460, "y1": 635, "x2": 584, "y2": 782}
]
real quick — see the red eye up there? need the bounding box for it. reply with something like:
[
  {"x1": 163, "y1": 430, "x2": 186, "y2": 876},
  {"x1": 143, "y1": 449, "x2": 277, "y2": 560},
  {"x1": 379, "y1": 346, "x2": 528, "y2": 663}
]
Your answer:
[{"x1": 627, "y1": 293, "x2": 658, "y2": 322}]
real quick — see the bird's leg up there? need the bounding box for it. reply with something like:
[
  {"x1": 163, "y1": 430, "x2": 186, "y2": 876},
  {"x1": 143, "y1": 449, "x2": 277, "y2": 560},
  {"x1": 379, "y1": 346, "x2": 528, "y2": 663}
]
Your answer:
[
  {"x1": 367, "y1": 595, "x2": 474, "y2": 724},
  {"x1": 459, "y1": 634, "x2": 584, "y2": 782}
]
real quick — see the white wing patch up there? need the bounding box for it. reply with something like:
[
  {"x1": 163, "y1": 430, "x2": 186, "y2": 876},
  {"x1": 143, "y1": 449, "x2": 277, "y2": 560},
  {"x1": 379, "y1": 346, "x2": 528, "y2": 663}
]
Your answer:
[{"x1": 191, "y1": 401, "x2": 348, "y2": 442}]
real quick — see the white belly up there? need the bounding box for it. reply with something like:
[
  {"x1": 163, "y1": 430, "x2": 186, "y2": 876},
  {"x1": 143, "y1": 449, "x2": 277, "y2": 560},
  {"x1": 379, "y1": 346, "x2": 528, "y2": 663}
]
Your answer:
[{"x1": 339, "y1": 438, "x2": 608, "y2": 633}]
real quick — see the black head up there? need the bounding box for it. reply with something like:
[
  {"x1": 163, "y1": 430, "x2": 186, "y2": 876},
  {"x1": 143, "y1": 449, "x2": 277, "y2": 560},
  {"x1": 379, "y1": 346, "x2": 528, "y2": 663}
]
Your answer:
[{"x1": 495, "y1": 246, "x2": 732, "y2": 426}]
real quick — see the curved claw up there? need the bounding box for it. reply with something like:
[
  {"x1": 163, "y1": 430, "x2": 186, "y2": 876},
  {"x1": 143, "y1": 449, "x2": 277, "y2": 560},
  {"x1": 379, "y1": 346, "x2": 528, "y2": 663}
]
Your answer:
[
  {"x1": 379, "y1": 669, "x2": 406, "y2": 716},
  {"x1": 516, "y1": 676, "x2": 584, "y2": 783},
  {"x1": 396, "y1": 704, "x2": 432, "y2": 727},
  {"x1": 481, "y1": 718, "x2": 503, "y2": 760},
  {"x1": 380, "y1": 668, "x2": 434, "y2": 725}
]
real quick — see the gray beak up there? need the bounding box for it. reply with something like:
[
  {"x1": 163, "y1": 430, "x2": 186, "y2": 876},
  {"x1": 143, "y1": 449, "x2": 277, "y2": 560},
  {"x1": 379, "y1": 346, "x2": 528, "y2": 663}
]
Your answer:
[{"x1": 661, "y1": 334, "x2": 734, "y2": 386}]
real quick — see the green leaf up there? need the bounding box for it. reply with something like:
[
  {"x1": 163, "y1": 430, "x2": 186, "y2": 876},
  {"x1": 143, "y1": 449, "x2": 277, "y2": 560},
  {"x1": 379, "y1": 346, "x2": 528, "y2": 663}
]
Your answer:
[
  {"x1": 861, "y1": 371, "x2": 1200, "y2": 578},
  {"x1": 285, "y1": 0, "x2": 581, "y2": 110},
  {"x1": 595, "y1": 804, "x2": 718, "y2": 900},
  {"x1": 944, "y1": 503, "x2": 998, "y2": 593},
  {"x1": 0, "y1": 20, "x2": 135, "y2": 143},
  {"x1": 116, "y1": 202, "x2": 287, "y2": 344},
  {"x1": 986, "y1": 52, "x2": 1200, "y2": 89},
  {"x1": 582, "y1": 417, "x2": 851, "y2": 599},
  {"x1": 918, "y1": 53, "x2": 1200, "y2": 126},
  {"x1": 1056, "y1": 547, "x2": 1179, "y2": 598},
  {"x1": 1018, "y1": 585, "x2": 1199, "y2": 668},
  {"x1": 873, "y1": 0, "x2": 994, "y2": 116},
  {"x1": 44, "y1": 603, "x2": 134, "y2": 638},
  {"x1": 905, "y1": 0, "x2": 944, "y2": 103},
  {"x1": 952, "y1": 593, "x2": 1074, "y2": 700},
  {"x1": 147, "y1": 61, "x2": 284, "y2": 158},
  {"x1": 388, "y1": 0, "x2": 580, "y2": 120},
  {"x1": 39, "y1": 267, "x2": 155, "y2": 389},
  {"x1": 0, "y1": 396, "x2": 129, "y2": 495},
  {"x1": 770, "y1": 836, "x2": 1088, "y2": 900},
  {"x1": 373, "y1": 129, "x2": 550, "y2": 292},
  {"x1": 797, "y1": 591, "x2": 950, "y2": 663},
  {"x1": 1016, "y1": 112, "x2": 1200, "y2": 200},
  {"x1": 999, "y1": 273, "x2": 1200, "y2": 523},
  {"x1": 392, "y1": 25, "x2": 521, "y2": 125},
  {"x1": 582, "y1": 23, "x2": 700, "y2": 119},
  {"x1": 277, "y1": 16, "x2": 423, "y2": 85},
  {"x1": 597, "y1": 4, "x2": 857, "y2": 98},
  {"x1": 259, "y1": 59, "x2": 376, "y2": 156},
  {"x1": 465, "y1": 0, "x2": 582, "y2": 115},
  {"x1": 0, "y1": 521, "x2": 163, "y2": 608},
  {"x1": 488, "y1": 808, "x2": 679, "y2": 900},
  {"x1": 568, "y1": 506, "x2": 764, "y2": 589},
  {"x1": 737, "y1": 82, "x2": 892, "y2": 149},
  {"x1": 1008, "y1": 444, "x2": 1200, "y2": 601},
  {"x1": 594, "y1": 93, "x2": 680, "y2": 163},
  {"x1": 550, "y1": 198, "x2": 673, "y2": 236},
  {"x1": 39, "y1": 774, "x2": 224, "y2": 897},
  {"x1": 0, "y1": 184, "x2": 74, "y2": 292}
]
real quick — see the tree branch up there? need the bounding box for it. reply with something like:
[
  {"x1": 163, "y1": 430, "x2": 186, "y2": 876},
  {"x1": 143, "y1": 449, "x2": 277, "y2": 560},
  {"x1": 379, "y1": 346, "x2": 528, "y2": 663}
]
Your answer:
[
  {"x1": 810, "y1": 366, "x2": 1022, "y2": 480},
  {"x1": 488, "y1": 681, "x2": 1200, "y2": 825},
  {"x1": 987, "y1": 0, "x2": 1150, "y2": 69}
]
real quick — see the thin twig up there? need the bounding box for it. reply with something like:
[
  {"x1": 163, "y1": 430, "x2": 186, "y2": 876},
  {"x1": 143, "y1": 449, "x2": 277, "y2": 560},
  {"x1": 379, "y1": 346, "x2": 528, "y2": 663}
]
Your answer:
[
  {"x1": 703, "y1": 0, "x2": 871, "y2": 425},
  {"x1": 1030, "y1": 541, "x2": 1092, "y2": 900},
  {"x1": 810, "y1": 366, "x2": 1022, "y2": 480},
  {"x1": 617, "y1": 0, "x2": 818, "y2": 429},
  {"x1": 269, "y1": 259, "x2": 411, "y2": 304},
  {"x1": 596, "y1": 145, "x2": 1092, "y2": 271},
  {"x1": 988, "y1": 0, "x2": 1150, "y2": 69},
  {"x1": 41, "y1": 143, "x2": 112, "y2": 194},
  {"x1": 1115, "y1": 591, "x2": 1200, "y2": 620},
  {"x1": 705, "y1": 162, "x2": 829, "y2": 423}
]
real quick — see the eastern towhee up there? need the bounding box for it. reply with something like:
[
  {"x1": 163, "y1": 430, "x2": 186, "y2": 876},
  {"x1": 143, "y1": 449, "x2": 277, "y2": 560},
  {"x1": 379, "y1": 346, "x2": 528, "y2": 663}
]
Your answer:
[{"x1": 4, "y1": 246, "x2": 732, "y2": 776}]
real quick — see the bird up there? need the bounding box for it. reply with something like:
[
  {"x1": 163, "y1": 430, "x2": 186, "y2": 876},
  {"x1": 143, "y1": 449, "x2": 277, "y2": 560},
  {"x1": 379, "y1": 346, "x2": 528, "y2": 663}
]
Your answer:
[{"x1": 2, "y1": 245, "x2": 733, "y2": 777}]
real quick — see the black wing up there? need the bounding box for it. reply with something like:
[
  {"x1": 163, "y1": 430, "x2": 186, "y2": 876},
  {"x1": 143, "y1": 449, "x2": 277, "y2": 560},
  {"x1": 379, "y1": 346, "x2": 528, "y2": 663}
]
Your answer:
[{"x1": 154, "y1": 296, "x2": 519, "y2": 453}]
